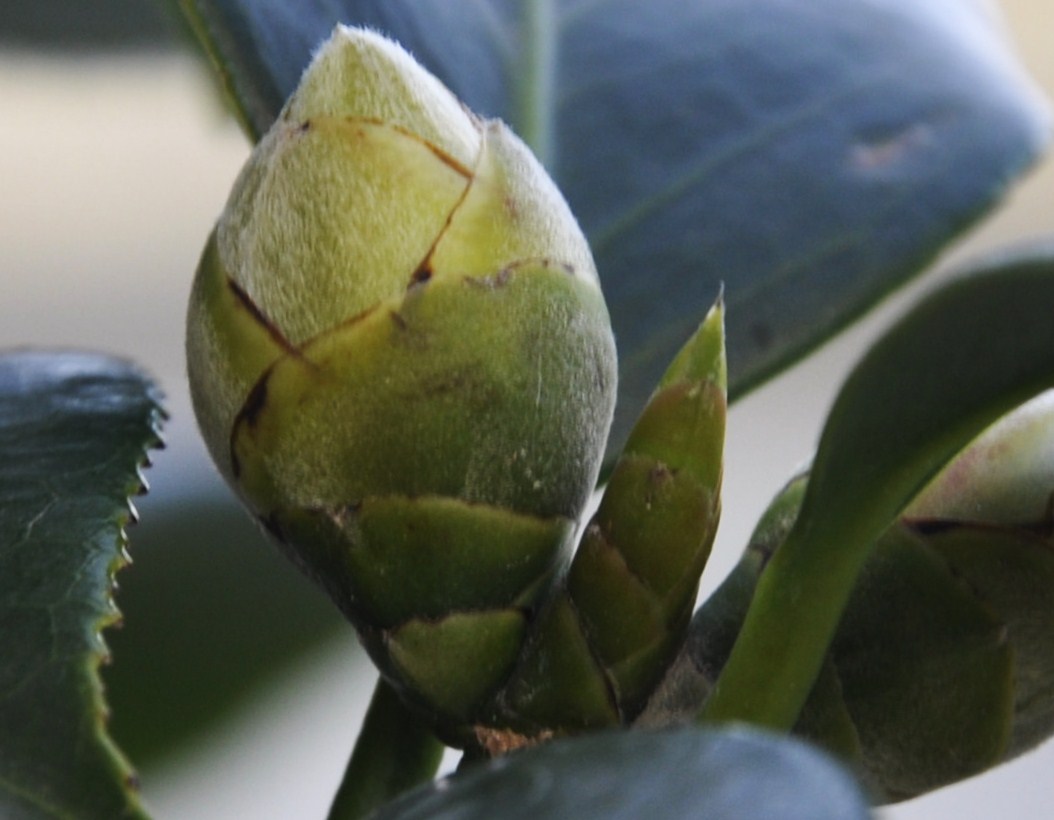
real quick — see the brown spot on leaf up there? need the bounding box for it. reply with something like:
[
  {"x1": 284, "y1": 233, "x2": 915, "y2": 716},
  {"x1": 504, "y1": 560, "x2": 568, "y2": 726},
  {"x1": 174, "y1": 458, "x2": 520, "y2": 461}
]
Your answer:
[
  {"x1": 849, "y1": 122, "x2": 934, "y2": 171},
  {"x1": 750, "y1": 322, "x2": 773, "y2": 351}
]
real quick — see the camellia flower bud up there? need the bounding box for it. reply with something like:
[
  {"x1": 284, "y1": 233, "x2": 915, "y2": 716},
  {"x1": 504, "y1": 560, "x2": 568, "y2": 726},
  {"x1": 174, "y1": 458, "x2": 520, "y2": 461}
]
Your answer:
[
  {"x1": 186, "y1": 26, "x2": 617, "y2": 730},
  {"x1": 650, "y1": 393, "x2": 1054, "y2": 801},
  {"x1": 905, "y1": 390, "x2": 1054, "y2": 526}
]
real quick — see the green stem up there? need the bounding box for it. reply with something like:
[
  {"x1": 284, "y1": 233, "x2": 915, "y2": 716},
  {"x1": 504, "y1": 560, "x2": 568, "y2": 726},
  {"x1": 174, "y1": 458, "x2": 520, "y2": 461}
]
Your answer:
[
  {"x1": 519, "y1": 0, "x2": 557, "y2": 168},
  {"x1": 697, "y1": 515, "x2": 868, "y2": 730},
  {"x1": 327, "y1": 677, "x2": 445, "y2": 820},
  {"x1": 698, "y1": 264, "x2": 1054, "y2": 731}
]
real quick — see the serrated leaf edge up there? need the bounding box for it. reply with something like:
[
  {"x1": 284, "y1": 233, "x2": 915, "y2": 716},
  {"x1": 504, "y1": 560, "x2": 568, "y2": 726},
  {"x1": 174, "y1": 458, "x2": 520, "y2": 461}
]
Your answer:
[{"x1": 87, "y1": 395, "x2": 166, "y2": 819}]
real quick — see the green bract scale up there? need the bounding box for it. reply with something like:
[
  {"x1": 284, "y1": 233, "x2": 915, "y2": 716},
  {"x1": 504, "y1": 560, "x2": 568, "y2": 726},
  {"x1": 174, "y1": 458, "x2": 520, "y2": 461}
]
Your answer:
[{"x1": 186, "y1": 26, "x2": 617, "y2": 729}]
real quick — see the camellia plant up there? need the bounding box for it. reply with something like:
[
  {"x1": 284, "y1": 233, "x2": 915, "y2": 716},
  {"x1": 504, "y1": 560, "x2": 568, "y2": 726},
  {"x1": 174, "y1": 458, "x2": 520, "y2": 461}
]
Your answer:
[{"x1": 2, "y1": 1, "x2": 1054, "y2": 818}]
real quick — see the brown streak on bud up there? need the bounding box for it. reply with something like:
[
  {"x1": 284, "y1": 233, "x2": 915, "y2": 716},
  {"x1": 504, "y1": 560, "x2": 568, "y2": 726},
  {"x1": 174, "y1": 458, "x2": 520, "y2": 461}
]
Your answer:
[
  {"x1": 389, "y1": 310, "x2": 409, "y2": 331},
  {"x1": 473, "y1": 725, "x2": 554, "y2": 758},
  {"x1": 300, "y1": 302, "x2": 382, "y2": 348},
  {"x1": 465, "y1": 268, "x2": 513, "y2": 289},
  {"x1": 229, "y1": 366, "x2": 278, "y2": 479},
  {"x1": 226, "y1": 277, "x2": 300, "y2": 357},
  {"x1": 333, "y1": 116, "x2": 474, "y2": 178},
  {"x1": 406, "y1": 129, "x2": 482, "y2": 288},
  {"x1": 410, "y1": 262, "x2": 433, "y2": 286},
  {"x1": 239, "y1": 375, "x2": 270, "y2": 430}
]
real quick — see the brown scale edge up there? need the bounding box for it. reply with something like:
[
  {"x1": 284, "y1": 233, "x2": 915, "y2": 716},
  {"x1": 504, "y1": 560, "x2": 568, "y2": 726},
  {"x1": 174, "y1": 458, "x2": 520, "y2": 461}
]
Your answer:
[
  {"x1": 406, "y1": 124, "x2": 484, "y2": 289},
  {"x1": 223, "y1": 273, "x2": 328, "y2": 480},
  {"x1": 462, "y1": 257, "x2": 579, "y2": 291},
  {"x1": 225, "y1": 276, "x2": 301, "y2": 357}
]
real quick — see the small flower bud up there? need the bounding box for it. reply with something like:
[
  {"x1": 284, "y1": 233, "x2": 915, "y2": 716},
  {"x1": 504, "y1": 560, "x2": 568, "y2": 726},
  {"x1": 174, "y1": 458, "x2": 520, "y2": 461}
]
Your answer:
[
  {"x1": 906, "y1": 390, "x2": 1054, "y2": 527},
  {"x1": 660, "y1": 394, "x2": 1054, "y2": 801}
]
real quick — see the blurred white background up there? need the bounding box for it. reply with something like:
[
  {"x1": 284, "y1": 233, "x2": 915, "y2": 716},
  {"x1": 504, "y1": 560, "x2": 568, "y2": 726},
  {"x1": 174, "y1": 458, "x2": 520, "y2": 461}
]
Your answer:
[{"x1": 1, "y1": 1, "x2": 1052, "y2": 817}]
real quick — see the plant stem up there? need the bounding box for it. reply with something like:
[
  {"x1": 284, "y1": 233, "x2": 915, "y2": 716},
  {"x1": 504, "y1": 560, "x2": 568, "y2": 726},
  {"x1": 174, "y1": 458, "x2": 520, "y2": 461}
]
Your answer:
[
  {"x1": 519, "y1": 0, "x2": 556, "y2": 168},
  {"x1": 327, "y1": 677, "x2": 445, "y2": 820},
  {"x1": 697, "y1": 514, "x2": 867, "y2": 730},
  {"x1": 700, "y1": 264, "x2": 1054, "y2": 730}
]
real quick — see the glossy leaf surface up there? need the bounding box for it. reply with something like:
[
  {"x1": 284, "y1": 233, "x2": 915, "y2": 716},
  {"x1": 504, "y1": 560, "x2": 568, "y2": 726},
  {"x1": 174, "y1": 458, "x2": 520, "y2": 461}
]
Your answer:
[
  {"x1": 178, "y1": 0, "x2": 1050, "y2": 455},
  {"x1": 374, "y1": 727, "x2": 870, "y2": 820},
  {"x1": 0, "y1": 351, "x2": 162, "y2": 819}
]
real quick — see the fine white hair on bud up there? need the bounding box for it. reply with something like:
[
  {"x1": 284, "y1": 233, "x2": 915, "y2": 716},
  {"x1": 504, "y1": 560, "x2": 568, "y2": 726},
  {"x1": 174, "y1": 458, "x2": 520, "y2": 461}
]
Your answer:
[
  {"x1": 906, "y1": 390, "x2": 1054, "y2": 527},
  {"x1": 186, "y1": 25, "x2": 617, "y2": 731},
  {"x1": 286, "y1": 25, "x2": 482, "y2": 169}
]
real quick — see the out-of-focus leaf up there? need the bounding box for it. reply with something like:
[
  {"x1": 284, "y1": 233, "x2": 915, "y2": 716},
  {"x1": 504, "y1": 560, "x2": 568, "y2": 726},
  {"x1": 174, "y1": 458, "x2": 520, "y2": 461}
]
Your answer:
[
  {"x1": 702, "y1": 246, "x2": 1054, "y2": 730},
  {"x1": 0, "y1": 0, "x2": 177, "y2": 50},
  {"x1": 104, "y1": 488, "x2": 350, "y2": 766},
  {"x1": 0, "y1": 351, "x2": 162, "y2": 819},
  {"x1": 373, "y1": 727, "x2": 871, "y2": 820},
  {"x1": 177, "y1": 0, "x2": 1051, "y2": 456}
]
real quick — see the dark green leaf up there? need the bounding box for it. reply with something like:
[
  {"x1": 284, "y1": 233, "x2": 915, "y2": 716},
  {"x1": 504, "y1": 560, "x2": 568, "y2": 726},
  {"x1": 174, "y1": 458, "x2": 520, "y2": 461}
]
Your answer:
[
  {"x1": 0, "y1": 0, "x2": 177, "y2": 50},
  {"x1": 702, "y1": 245, "x2": 1054, "y2": 731},
  {"x1": 103, "y1": 487, "x2": 349, "y2": 766},
  {"x1": 0, "y1": 351, "x2": 162, "y2": 819},
  {"x1": 374, "y1": 727, "x2": 871, "y2": 820},
  {"x1": 178, "y1": 0, "x2": 1050, "y2": 456}
]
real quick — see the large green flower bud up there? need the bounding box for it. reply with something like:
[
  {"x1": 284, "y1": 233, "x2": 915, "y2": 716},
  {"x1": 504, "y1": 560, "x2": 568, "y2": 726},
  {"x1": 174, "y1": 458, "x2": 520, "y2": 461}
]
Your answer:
[{"x1": 186, "y1": 26, "x2": 617, "y2": 729}]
